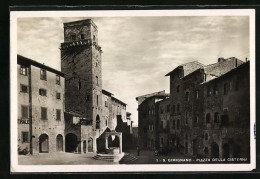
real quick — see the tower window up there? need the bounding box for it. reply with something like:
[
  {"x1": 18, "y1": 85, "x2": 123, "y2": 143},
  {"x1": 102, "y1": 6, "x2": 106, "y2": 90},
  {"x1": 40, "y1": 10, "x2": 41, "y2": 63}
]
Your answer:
[
  {"x1": 80, "y1": 34, "x2": 85, "y2": 39},
  {"x1": 20, "y1": 65, "x2": 27, "y2": 76},
  {"x1": 40, "y1": 69, "x2": 46, "y2": 80},
  {"x1": 97, "y1": 95, "x2": 99, "y2": 106},
  {"x1": 96, "y1": 76, "x2": 99, "y2": 85},
  {"x1": 172, "y1": 105, "x2": 175, "y2": 113},
  {"x1": 93, "y1": 35, "x2": 96, "y2": 41},
  {"x1": 71, "y1": 34, "x2": 76, "y2": 41}
]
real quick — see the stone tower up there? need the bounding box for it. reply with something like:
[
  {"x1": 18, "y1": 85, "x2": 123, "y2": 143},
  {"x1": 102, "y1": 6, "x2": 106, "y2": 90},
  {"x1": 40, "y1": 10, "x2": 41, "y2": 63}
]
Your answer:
[{"x1": 60, "y1": 19, "x2": 102, "y2": 129}]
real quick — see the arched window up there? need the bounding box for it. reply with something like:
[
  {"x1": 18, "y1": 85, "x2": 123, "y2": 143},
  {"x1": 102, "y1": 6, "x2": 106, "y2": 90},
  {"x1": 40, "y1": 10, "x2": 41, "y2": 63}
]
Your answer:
[
  {"x1": 214, "y1": 112, "x2": 220, "y2": 123},
  {"x1": 204, "y1": 147, "x2": 209, "y2": 154},
  {"x1": 177, "y1": 85, "x2": 180, "y2": 93},
  {"x1": 185, "y1": 111, "x2": 188, "y2": 124},
  {"x1": 177, "y1": 104, "x2": 180, "y2": 113},
  {"x1": 177, "y1": 120, "x2": 180, "y2": 129},
  {"x1": 185, "y1": 91, "x2": 189, "y2": 101},
  {"x1": 194, "y1": 115, "x2": 198, "y2": 123},
  {"x1": 205, "y1": 133, "x2": 208, "y2": 140},
  {"x1": 96, "y1": 115, "x2": 100, "y2": 129},
  {"x1": 78, "y1": 79, "x2": 81, "y2": 90},
  {"x1": 172, "y1": 105, "x2": 175, "y2": 113},
  {"x1": 172, "y1": 120, "x2": 176, "y2": 129},
  {"x1": 206, "y1": 113, "x2": 211, "y2": 124}
]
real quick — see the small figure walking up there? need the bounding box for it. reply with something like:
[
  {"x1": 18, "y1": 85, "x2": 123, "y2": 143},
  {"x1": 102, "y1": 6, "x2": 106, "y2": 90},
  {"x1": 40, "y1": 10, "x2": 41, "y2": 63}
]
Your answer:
[{"x1": 137, "y1": 146, "x2": 140, "y2": 156}]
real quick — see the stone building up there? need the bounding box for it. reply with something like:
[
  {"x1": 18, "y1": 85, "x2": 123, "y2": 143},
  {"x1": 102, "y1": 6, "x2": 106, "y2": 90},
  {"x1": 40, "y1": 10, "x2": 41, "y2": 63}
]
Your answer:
[
  {"x1": 60, "y1": 19, "x2": 133, "y2": 154},
  {"x1": 136, "y1": 91, "x2": 169, "y2": 149},
  {"x1": 17, "y1": 55, "x2": 65, "y2": 154},
  {"x1": 137, "y1": 57, "x2": 250, "y2": 159},
  {"x1": 157, "y1": 98, "x2": 171, "y2": 148},
  {"x1": 201, "y1": 61, "x2": 250, "y2": 159},
  {"x1": 18, "y1": 19, "x2": 134, "y2": 155}
]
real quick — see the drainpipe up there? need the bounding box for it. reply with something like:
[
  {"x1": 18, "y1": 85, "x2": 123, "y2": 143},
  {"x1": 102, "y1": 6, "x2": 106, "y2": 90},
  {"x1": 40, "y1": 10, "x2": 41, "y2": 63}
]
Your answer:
[{"x1": 28, "y1": 65, "x2": 33, "y2": 155}]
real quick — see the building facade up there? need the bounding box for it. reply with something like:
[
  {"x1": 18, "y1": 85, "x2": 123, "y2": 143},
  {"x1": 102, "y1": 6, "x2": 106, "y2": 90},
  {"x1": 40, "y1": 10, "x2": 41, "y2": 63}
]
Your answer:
[
  {"x1": 17, "y1": 55, "x2": 65, "y2": 155},
  {"x1": 137, "y1": 57, "x2": 250, "y2": 159},
  {"x1": 136, "y1": 91, "x2": 169, "y2": 150}
]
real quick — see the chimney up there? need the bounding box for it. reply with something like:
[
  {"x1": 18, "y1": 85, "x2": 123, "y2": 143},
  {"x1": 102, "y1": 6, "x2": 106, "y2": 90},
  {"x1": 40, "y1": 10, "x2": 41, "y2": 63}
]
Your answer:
[
  {"x1": 218, "y1": 57, "x2": 225, "y2": 63},
  {"x1": 235, "y1": 58, "x2": 238, "y2": 67},
  {"x1": 246, "y1": 58, "x2": 248, "y2": 62}
]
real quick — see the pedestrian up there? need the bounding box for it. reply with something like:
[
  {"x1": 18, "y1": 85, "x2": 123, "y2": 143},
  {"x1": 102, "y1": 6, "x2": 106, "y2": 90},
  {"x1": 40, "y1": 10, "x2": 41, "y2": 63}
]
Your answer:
[{"x1": 137, "y1": 146, "x2": 140, "y2": 156}]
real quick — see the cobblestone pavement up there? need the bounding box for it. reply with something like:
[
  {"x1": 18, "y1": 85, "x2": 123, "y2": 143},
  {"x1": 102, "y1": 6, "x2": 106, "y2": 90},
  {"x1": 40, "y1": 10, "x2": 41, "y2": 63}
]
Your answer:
[
  {"x1": 120, "y1": 149, "x2": 187, "y2": 164},
  {"x1": 18, "y1": 152, "x2": 118, "y2": 165},
  {"x1": 18, "y1": 150, "x2": 187, "y2": 165}
]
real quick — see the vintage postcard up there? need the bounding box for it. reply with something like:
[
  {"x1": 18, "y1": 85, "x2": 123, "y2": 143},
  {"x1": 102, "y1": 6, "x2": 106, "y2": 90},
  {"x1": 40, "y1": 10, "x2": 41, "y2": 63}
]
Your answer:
[{"x1": 10, "y1": 9, "x2": 256, "y2": 172}]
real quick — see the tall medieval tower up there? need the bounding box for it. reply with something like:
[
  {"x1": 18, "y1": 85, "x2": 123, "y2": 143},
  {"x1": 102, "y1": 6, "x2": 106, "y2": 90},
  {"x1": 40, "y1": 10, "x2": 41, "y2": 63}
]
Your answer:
[{"x1": 60, "y1": 19, "x2": 102, "y2": 130}]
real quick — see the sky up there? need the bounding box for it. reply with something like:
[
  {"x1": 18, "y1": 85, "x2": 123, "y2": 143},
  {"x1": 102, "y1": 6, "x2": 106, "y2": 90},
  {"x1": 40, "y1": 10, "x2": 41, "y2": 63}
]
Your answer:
[{"x1": 17, "y1": 16, "x2": 249, "y2": 126}]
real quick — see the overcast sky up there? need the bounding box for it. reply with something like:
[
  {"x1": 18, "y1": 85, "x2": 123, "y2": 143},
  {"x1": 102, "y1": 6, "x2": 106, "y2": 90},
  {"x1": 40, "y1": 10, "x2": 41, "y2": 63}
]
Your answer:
[{"x1": 17, "y1": 16, "x2": 249, "y2": 126}]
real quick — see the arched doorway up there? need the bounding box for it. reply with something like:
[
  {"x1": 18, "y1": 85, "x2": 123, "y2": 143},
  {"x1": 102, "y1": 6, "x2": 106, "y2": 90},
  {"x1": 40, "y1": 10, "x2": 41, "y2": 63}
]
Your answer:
[
  {"x1": 222, "y1": 143, "x2": 229, "y2": 158},
  {"x1": 96, "y1": 115, "x2": 100, "y2": 129},
  {"x1": 39, "y1": 134, "x2": 49, "y2": 153},
  {"x1": 233, "y1": 144, "x2": 241, "y2": 158},
  {"x1": 211, "y1": 142, "x2": 219, "y2": 158},
  {"x1": 88, "y1": 137, "x2": 93, "y2": 152},
  {"x1": 56, "y1": 134, "x2": 63, "y2": 152},
  {"x1": 193, "y1": 139, "x2": 199, "y2": 156},
  {"x1": 65, "y1": 133, "x2": 78, "y2": 152},
  {"x1": 83, "y1": 140, "x2": 87, "y2": 153},
  {"x1": 185, "y1": 142, "x2": 188, "y2": 154}
]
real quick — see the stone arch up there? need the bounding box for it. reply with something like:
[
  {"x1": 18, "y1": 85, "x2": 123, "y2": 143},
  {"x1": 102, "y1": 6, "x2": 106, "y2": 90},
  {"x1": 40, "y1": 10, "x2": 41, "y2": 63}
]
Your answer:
[
  {"x1": 211, "y1": 142, "x2": 219, "y2": 158},
  {"x1": 214, "y1": 112, "x2": 220, "y2": 123},
  {"x1": 222, "y1": 143, "x2": 229, "y2": 158},
  {"x1": 88, "y1": 137, "x2": 94, "y2": 152},
  {"x1": 65, "y1": 133, "x2": 78, "y2": 152},
  {"x1": 39, "y1": 133, "x2": 49, "y2": 153},
  {"x1": 56, "y1": 134, "x2": 63, "y2": 152}
]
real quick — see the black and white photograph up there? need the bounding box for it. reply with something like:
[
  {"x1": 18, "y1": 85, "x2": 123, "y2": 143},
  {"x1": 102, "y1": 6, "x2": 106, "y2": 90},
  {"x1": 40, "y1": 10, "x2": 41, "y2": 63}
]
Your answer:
[{"x1": 10, "y1": 10, "x2": 256, "y2": 172}]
